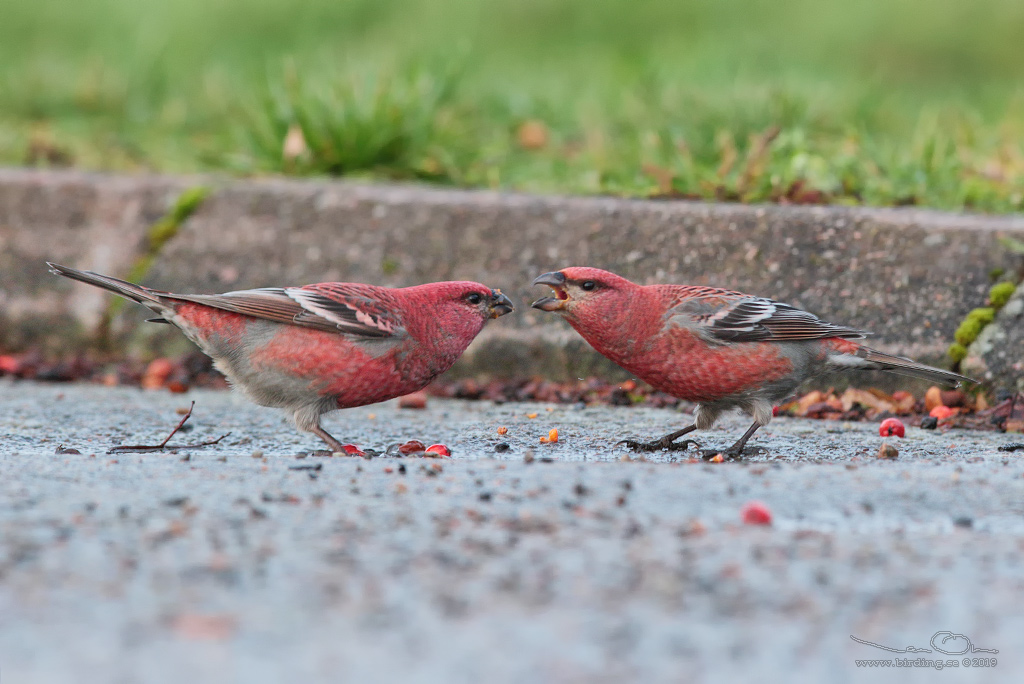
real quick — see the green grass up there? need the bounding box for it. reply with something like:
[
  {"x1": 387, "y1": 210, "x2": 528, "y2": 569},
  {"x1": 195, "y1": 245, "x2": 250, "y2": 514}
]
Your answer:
[{"x1": 1, "y1": 0, "x2": 1023, "y2": 211}]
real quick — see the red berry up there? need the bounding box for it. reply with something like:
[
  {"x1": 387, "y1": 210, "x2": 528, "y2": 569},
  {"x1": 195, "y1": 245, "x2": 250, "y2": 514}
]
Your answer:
[
  {"x1": 425, "y1": 444, "x2": 451, "y2": 457},
  {"x1": 141, "y1": 357, "x2": 175, "y2": 389},
  {"x1": 398, "y1": 391, "x2": 428, "y2": 409},
  {"x1": 741, "y1": 501, "x2": 772, "y2": 526},
  {"x1": 397, "y1": 440, "x2": 426, "y2": 455},
  {"x1": 878, "y1": 418, "x2": 905, "y2": 438},
  {"x1": 0, "y1": 355, "x2": 21, "y2": 374}
]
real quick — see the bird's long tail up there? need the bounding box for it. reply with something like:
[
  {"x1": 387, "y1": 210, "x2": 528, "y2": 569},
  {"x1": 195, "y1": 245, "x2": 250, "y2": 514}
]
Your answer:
[
  {"x1": 831, "y1": 344, "x2": 974, "y2": 387},
  {"x1": 47, "y1": 262, "x2": 163, "y2": 307}
]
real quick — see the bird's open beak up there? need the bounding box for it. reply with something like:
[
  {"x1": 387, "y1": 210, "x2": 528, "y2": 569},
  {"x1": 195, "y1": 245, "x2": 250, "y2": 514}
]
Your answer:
[
  {"x1": 531, "y1": 271, "x2": 568, "y2": 312},
  {"x1": 488, "y1": 290, "x2": 515, "y2": 318}
]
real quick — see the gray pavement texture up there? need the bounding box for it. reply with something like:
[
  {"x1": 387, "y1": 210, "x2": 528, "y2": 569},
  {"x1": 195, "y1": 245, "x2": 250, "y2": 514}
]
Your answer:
[{"x1": 2, "y1": 380, "x2": 1024, "y2": 683}]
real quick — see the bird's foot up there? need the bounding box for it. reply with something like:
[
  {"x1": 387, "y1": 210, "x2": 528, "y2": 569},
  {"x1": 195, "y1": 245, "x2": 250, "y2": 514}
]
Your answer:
[
  {"x1": 617, "y1": 437, "x2": 701, "y2": 453},
  {"x1": 700, "y1": 446, "x2": 768, "y2": 461}
]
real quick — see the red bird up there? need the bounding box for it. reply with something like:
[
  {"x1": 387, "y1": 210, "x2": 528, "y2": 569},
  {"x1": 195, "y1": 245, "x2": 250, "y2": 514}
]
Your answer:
[
  {"x1": 533, "y1": 267, "x2": 971, "y2": 458},
  {"x1": 49, "y1": 263, "x2": 513, "y2": 453}
]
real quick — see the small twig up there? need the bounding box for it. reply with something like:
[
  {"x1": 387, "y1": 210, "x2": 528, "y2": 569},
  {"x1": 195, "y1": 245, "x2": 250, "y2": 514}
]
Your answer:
[
  {"x1": 107, "y1": 433, "x2": 231, "y2": 454},
  {"x1": 998, "y1": 443, "x2": 1024, "y2": 452},
  {"x1": 160, "y1": 401, "x2": 195, "y2": 447},
  {"x1": 107, "y1": 402, "x2": 230, "y2": 454}
]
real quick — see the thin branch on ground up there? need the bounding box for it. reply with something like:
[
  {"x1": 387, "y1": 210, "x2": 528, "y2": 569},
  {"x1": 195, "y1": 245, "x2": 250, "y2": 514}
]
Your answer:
[{"x1": 107, "y1": 402, "x2": 230, "y2": 453}]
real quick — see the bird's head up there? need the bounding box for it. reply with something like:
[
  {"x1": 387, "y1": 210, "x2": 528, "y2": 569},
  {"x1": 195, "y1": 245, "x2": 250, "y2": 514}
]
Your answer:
[
  {"x1": 408, "y1": 281, "x2": 514, "y2": 341},
  {"x1": 531, "y1": 267, "x2": 638, "y2": 322},
  {"x1": 433, "y1": 281, "x2": 513, "y2": 319}
]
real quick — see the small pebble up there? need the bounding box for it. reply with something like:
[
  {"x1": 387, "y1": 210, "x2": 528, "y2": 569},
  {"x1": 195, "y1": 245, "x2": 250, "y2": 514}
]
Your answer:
[{"x1": 876, "y1": 443, "x2": 899, "y2": 459}]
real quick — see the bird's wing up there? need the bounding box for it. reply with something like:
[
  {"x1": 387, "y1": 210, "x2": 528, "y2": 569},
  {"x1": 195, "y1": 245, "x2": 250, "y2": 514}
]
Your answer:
[
  {"x1": 664, "y1": 287, "x2": 868, "y2": 343},
  {"x1": 169, "y1": 283, "x2": 406, "y2": 339}
]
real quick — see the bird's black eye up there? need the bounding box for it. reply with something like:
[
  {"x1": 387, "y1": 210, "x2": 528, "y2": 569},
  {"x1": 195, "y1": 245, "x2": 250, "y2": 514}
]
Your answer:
[
  {"x1": 466, "y1": 292, "x2": 483, "y2": 305},
  {"x1": 581, "y1": 281, "x2": 597, "y2": 291}
]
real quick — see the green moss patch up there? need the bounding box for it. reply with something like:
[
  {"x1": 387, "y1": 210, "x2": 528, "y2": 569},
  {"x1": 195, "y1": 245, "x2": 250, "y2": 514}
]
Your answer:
[
  {"x1": 989, "y1": 281, "x2": 1016, "y2": 309},
  {"x1": 100, "y1": 186, "x2": 210, "y2": 340}
]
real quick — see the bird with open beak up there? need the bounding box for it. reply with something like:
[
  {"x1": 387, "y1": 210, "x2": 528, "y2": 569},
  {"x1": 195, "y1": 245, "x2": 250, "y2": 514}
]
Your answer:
[
  {"x1": 49, "y1": 263, "x2": 514, "y2": 453},
  {"x1": 533, "y1": 267, "x2": 971, "y2": 458}
]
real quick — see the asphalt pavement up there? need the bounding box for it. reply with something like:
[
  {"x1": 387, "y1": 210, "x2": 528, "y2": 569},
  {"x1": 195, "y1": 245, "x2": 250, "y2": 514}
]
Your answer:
[{"x1": 2, "y1": 380, "x2": 1023, "y2": 683}]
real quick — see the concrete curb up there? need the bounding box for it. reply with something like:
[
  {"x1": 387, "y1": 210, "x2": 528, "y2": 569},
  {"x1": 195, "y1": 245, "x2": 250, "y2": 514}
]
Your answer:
[{"x1": 2, "y1": 168, "x2": 1023, "y2": 384}]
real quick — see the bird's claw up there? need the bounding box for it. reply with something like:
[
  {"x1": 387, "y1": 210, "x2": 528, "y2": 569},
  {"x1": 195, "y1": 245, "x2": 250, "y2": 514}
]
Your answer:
[{"x1": 616, "y1": 438, "x2": 701, "y2": 453}]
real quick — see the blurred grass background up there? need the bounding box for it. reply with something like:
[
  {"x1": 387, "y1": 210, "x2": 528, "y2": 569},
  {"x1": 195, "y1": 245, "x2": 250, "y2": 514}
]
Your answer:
[{"x1": 1, "y1": 0, "x2": 1022, "y2": 211}]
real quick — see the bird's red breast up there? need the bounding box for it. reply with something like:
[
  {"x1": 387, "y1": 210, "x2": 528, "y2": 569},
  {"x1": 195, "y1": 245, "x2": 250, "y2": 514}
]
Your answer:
[
  {"x1": 633, "y1": 328, "x2": 794, "y2": 402},
  {"x1": 561, "y1": 283, "x2": 797, "y2": 403},
  {"x1": 248, "y1": 326, "x2": 414, "y2": 406},
  {"x1": 587, "y1": 321, "x2": 795, "y2": 402}
]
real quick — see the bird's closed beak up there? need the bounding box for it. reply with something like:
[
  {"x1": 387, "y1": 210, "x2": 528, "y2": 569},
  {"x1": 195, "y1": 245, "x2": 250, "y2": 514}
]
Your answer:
[
  {"x1": 488, "y1": 290, "x2": 514, "y2": 318},
  {"x1": 531, "y1": 271, "x2": 568, "y2": 312}
]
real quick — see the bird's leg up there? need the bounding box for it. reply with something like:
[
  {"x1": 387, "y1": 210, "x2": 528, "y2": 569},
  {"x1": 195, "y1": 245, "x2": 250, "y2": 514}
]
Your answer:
[
  {"x1": 617, "y1": 424, "x2": 700, "y2": 452},
  {"x1": 702, "y1": 421, "x2": 765, "y2": 460},
  {"x1": 295, "y1": 405, "x2": 356, "y2": 456},
  {"x1": 310, "y1": 424, "x2": 347, "y2": 455}
]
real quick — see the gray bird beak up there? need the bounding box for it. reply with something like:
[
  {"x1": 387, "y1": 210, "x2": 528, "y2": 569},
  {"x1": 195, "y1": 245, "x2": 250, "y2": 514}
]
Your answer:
[
  {"x1": 488, "y1": 290, "x2": 514, "y2": 318},
  {"x1": 531, "y1": 271, "x2": 568, "y2": 312}
]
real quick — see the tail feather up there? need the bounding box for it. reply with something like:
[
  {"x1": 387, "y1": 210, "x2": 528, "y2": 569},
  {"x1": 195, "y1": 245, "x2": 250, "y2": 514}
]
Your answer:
[
  {"x1": 47, "y1": 262, "x2": 163, "y2": 308},
  {"x1": 835, "y1": 345, "x2": 974, "y2": 387}
]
